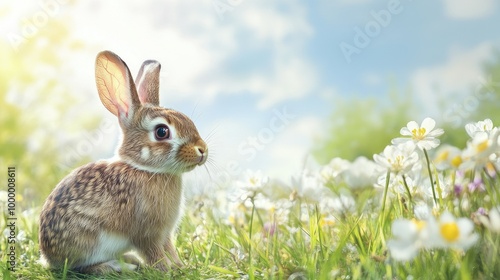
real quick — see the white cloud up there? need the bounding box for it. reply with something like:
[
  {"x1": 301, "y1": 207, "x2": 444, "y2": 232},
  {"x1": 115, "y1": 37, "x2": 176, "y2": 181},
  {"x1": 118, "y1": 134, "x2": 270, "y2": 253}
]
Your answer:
[
  {"x1": 443, "y1": 0, "x2": 495, "y2": 19},
  {"x1": 66, "y1": 1, "x2": 221, "y2": 104},
  {"x1": 256, "y1": 58, "x2": 318, "y2": 109},
  {"x1": 410, "y1": 43, "x2": 494, "y2": 117},
  {"x1": 61, "y1": 0, "x2": 316, "y2": 109},
  {"x1": 239, "y1": 3, "x2": 313, "y2": 47}
]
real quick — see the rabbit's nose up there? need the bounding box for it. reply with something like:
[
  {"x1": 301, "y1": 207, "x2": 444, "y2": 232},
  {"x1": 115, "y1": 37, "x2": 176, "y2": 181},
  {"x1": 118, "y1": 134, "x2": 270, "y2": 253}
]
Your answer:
[{"x1": 195, "y1": 141, "x2": 208, "y2": 164}]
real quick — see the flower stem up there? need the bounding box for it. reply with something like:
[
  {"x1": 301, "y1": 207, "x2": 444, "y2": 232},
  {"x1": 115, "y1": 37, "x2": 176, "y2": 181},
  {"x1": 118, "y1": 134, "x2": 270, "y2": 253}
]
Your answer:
[
  {"x1": 381, "y1": 171, "x2": 391, "y2": 216},
  {"x1": 423, "y1": 149, "x2": 437, "y2": 206},
  {"x1": 402, "y1": 174, "x2": 413, "y2": 210},
  {"x1": 378, "y1": 170, "x2": 391, "y2": 241}
]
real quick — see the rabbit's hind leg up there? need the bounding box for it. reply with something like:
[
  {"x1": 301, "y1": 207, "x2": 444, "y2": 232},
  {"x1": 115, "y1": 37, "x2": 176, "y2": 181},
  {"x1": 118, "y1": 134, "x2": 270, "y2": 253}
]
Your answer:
[
  {"x1": 75, "y1": 259, "x2": 137, "y2": 275},
  {"x1": 122, "y1": 251, "x2": 143, "y2": 268}
]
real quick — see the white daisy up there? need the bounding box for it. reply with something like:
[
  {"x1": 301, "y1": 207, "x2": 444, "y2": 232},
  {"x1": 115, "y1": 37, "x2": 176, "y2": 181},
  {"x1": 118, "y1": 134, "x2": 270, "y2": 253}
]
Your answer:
[{"x1": 392, "y1": 117, "x2": 444, "y2": 150}]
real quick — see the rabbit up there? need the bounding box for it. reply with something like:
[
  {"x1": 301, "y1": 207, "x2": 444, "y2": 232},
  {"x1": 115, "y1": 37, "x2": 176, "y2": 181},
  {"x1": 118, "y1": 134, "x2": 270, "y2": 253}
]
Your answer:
[{"x1": 39, "y1": 50, "x2": 208, "y2": 274}]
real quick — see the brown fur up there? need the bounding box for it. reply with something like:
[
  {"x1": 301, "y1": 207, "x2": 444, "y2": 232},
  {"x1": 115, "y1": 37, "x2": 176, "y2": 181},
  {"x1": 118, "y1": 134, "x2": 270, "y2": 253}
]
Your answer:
[
  {"x1": 39, "y1": 51, "x2": 207, "y2": 274},
  {"x1": 39, "y1": 161, "x2": 183, "y2": 270}
]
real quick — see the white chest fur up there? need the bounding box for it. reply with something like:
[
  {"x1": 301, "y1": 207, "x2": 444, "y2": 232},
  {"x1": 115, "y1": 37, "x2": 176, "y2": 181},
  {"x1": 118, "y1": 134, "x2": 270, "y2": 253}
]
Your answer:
[{"x1": 81, "y1": 232, "x2": 132, "y2": 267}]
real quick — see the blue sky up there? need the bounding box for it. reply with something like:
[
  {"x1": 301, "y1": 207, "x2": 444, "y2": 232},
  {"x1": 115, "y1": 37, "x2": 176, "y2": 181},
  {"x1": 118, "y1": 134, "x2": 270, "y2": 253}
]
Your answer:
[
  {"x1": 3, "y1": 0, "x2": 500, "y2": 184},
  {"x1": 311, "y1": 0, "x2": 499, "y2": 97}
]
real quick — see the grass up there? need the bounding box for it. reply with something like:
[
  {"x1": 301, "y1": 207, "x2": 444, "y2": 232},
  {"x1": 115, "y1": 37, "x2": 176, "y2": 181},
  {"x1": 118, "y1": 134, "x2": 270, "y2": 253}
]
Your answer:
[{"x1": 3, "y1": 180, "x2": 500, "y2": 280}]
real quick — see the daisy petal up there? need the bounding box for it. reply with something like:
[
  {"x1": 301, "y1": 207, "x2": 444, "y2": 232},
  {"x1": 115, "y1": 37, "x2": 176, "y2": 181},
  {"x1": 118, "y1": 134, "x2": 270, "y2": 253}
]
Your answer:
[
  {"x1": 427, "y1": 128, "x2": 444, "y2": 137},
  {"x1": 421, "y1": 118, "x2": 436, "y2": 132},
  {"x1": 400, "y1": 127, "x2": 413, "y2": 136},
  {"x1": 391, "y1": 137, "x2": 409, "y2": 145},
  {"x1": 406, "y1": 121, "x2": 419, "y2": 132}
]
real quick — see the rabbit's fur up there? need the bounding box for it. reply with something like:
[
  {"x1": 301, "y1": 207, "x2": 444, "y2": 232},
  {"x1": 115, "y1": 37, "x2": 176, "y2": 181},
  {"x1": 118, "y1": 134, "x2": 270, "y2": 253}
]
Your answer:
[{"x1": 39, "y1": 51, "x2": 208, "y2": 274}]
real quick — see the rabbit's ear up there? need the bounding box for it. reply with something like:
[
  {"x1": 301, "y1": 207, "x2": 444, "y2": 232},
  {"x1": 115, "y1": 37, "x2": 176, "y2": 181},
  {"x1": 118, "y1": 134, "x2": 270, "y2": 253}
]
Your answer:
[
  {"x1": 95, "y1": 51, "x2": 141, "y2": 122},
  {"x1": 135, "y1": 60, "x2": 161, "y2": 106}
]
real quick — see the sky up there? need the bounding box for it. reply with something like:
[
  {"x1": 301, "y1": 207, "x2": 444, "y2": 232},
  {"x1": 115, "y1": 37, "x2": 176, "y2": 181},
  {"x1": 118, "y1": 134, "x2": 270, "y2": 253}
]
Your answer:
[{"x1": 2, "y1": 0, "x2": 500, "y2": 186}]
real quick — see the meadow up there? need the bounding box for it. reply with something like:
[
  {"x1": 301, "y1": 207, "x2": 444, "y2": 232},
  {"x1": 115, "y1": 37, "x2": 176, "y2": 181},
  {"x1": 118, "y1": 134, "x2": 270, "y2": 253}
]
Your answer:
[
  {"x1": 2, "y1": 117, "x2": 500, "y2": 279},
  {"x1": 2, "y1": 2, "x2": 500, "y2": 279}
]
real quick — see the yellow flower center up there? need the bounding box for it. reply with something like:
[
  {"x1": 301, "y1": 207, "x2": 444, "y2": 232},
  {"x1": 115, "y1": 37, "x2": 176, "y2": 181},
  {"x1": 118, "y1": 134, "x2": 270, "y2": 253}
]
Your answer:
[
  {"x1": 440, "y1": 222, "x2": 460, "y2": 242},
  {"x1": 476, "y1": 139, "x2": 489, "y2": 153},
  {"x1": 412, "y1": 219, "x2": 426, "y2": 231},
  {"x1": 436, "y1": 150, "x2": 449, "y2": 163},
  {"x1": 485, "y1": 162, "x2": 496, "y2": 175},
  {"x1": 451, "y1": 156, "x2": 462, "y2": 168},
  {"x1": 388, "y1": 155, "x2": 404, "y2": 171},
  {"x1": 411, "y1": 127, "x2": 427, "y2": 140}
]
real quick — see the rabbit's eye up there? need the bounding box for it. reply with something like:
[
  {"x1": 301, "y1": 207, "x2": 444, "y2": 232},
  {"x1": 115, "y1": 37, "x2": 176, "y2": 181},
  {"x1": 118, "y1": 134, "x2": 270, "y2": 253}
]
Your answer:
[{"x1": 154, "y1": 125, "x2": 170, "y2": 140}]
